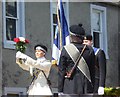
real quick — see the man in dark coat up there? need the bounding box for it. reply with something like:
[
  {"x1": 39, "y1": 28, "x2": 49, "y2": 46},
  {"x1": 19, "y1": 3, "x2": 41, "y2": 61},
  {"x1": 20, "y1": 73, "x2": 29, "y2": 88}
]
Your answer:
[
  {"x1": 58, "y1": 24, "x2": 95, "y2": 95},
  {"x1": 83, "y1": 35, "x2": 106, "y2": 95}
]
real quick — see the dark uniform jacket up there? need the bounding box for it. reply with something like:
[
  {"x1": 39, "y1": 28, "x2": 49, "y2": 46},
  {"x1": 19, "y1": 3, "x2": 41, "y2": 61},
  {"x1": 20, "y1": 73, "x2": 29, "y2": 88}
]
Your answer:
[
  {"x1": 93, "y1": 47, "x2": 106, "y2": 92},
  {"x1": 58, "y1": 43, "x2": 95, "y2": 94}
]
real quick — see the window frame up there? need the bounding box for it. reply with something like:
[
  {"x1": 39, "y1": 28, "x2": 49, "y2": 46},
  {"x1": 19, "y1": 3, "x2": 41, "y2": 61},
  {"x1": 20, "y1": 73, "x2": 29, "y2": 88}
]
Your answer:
[
  {"x1": 4, "y1": 87, "x2": 27, "y2": 96},
  {"x1": 91, "y1": 4, "x2": 109, "y2": 58},
  {"x1": 2, "y1": 0, "x2": 25, "y2": 49}
]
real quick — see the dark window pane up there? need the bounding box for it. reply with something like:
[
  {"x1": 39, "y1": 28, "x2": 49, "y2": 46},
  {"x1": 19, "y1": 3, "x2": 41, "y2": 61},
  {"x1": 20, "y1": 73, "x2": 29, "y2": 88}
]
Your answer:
[
  {"x1": 53, "y1": 14, "x2": 57, "y2": 24},
  {"x1": 93, "y1": 32, "x2": 100, "y2": 48},
  {"x1": 6, "y1": 2, "x2": 17, "y2": 17},
  {"x1": 53, "y1": 25, "x2": 57, "y2": 38},
  {"x1": 6, "y1": 18, "x2": 16, "y2": 41},
  {"x1": 7, "y1": 94, "x2": 19, "y2": 97}
]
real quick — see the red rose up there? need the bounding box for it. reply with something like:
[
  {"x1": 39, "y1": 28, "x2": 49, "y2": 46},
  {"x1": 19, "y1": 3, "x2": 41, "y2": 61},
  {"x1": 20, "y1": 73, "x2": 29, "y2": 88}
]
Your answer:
[
  {"x1": 25, "y1": 39, "x2": 29, "y2": 43},
  {"x1": 14, "y1": 38, "x2": 20, "y2": 43},
  {"x1": 14, "y1": 37, "x2": 29, "y2": 53}
]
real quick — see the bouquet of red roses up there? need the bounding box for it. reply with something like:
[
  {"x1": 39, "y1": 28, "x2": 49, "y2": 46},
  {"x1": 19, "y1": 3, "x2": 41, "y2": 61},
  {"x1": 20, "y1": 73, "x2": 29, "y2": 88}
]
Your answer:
[{"x1": 14, "y1": 37, "x2": 29, "y2": 53}]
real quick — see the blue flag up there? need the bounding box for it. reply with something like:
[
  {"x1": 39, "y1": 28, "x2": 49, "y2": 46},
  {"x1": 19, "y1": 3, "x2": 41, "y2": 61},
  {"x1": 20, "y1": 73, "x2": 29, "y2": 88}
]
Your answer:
[{"x1": 52, "y1": 0, "x2": 70, "y2": 65}]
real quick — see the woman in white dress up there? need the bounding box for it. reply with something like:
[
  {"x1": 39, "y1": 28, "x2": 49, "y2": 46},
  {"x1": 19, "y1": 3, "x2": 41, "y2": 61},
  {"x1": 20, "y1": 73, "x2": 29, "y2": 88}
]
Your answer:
[{"x1": 16, "y1": 44, "x2": 53, "y2": 97}]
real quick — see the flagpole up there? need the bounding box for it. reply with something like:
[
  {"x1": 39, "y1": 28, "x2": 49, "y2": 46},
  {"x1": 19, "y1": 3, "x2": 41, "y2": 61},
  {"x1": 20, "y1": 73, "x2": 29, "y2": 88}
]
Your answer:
[
  {"x1": 52, "y1": 0, "x2": 70, "y2": 65},
  {"x1": 57, "y1": 0, "x2": 62, "y2": 50}
]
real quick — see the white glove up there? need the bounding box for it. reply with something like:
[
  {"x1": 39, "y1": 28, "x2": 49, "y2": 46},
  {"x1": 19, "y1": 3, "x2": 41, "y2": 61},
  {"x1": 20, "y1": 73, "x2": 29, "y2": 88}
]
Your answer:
[
  {"x1": 16, "y1": 51, "x2": 27, "y2": 59},
  {"x1": 58, "y1": 92, "x2": 64, "y2": 95},
  {"x1": 98, "y1": 87, "x2": 104, "y2": 95},
  {"x1": 16, "y1": 51, "x2": 22, "y2": 58}
]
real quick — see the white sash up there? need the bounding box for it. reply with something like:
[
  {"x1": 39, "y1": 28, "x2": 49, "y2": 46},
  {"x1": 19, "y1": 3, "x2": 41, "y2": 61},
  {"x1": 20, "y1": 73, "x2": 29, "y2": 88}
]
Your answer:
[{"x1": 64, "y1": 44, "x2": 91, "y2": 82}]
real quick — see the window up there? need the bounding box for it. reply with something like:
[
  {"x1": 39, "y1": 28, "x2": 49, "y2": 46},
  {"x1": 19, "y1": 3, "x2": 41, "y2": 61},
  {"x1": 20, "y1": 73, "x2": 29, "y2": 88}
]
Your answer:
[
  {"x1": 50, "y1": 0, "x2": 69, "y2": 46},
  {"x1": 91, "y1": 4, "x2": 108, "y2": 58},
  {"x1": 50, "y1": 1, "x2": 57, "y2": 40},
  {"x1": 4, "y1": 87, "x2": 27, "y2": 96},
  {"x1": 3, "y1": 0, "x2": 25, "y2": 49}
]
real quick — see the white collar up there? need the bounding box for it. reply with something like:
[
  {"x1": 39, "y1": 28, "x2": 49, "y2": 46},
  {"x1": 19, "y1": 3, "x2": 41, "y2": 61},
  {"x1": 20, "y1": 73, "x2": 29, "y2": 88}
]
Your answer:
[{"x1": 37, "y1": 57, "x2": 46, "y2": 61}]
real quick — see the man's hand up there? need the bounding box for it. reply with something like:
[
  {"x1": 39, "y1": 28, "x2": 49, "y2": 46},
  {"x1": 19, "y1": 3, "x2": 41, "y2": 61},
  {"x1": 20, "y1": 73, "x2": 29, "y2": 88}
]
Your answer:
[{"x1": 98, "y1": 87, "x2": 104, "y2": 95}]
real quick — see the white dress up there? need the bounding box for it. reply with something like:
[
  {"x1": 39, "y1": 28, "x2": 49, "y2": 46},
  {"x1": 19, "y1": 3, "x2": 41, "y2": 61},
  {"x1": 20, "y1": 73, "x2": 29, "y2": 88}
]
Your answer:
[{"x1": 16, "y1": 52, "x2": 53, "y2": 96}]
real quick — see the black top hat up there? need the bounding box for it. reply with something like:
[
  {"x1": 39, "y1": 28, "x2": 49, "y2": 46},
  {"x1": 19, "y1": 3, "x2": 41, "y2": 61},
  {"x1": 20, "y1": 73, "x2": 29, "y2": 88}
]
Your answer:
[
  {"x1": 70, "y1": 23, "x2": 85, "y2": 36},
  {"x1": 84, "y1": 34, "x2": 93, "y2": 40},
  {"x1": 34, "y1": 44, "x2": 47, "y2": 53}
]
